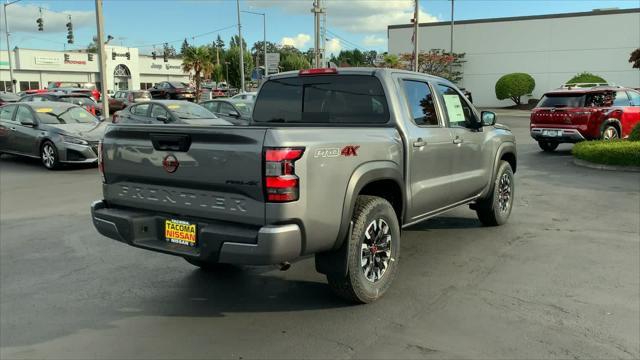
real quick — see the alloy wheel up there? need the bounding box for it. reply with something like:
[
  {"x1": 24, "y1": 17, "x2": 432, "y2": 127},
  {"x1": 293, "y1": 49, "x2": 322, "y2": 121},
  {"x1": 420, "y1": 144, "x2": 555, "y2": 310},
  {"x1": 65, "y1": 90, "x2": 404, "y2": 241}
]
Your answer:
[
  {"x1": 603, "y1": 126, "x2": 619, "y2": 140},
  {"x1": 498, "y1": 173, "x2": 512, "y2": 213},
  {"x1": 42, "y1": 144, "x2": 56, "y2": 169},
  {"x1": 361, "y1": 218, "x2": 392, "y2": 283}
]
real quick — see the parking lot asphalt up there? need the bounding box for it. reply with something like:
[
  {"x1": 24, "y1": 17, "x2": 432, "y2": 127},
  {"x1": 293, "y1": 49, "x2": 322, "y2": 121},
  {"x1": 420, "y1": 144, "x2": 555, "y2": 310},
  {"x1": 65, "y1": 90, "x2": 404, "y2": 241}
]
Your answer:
[{"x1": 1, "y1": 116, "x2": 638, "y2": 359}]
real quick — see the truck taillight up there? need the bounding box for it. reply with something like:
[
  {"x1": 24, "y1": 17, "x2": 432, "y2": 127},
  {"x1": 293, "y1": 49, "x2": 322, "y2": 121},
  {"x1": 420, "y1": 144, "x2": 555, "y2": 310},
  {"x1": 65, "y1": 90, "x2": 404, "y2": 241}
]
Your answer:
[
  {"x1": 98, "y1": 140, "x2": 105, "y2": 183},
  {"x1": 264, "y1": 147, "x2": 304, "y2": 202}
]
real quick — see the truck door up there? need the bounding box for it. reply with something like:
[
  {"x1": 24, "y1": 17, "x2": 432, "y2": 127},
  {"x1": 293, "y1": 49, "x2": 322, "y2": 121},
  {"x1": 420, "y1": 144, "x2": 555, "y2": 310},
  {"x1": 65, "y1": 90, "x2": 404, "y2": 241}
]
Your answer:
[
  {"x1": 435, "y1": 83, "x2": 490, "y2": 202},
  {"x1": 398, "y1": 77, "x2": 454, "y2": 222}
]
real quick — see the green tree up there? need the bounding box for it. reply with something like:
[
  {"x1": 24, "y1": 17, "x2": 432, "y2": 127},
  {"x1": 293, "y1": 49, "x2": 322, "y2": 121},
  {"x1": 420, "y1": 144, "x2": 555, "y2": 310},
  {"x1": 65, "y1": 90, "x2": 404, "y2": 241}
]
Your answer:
[
  {"x1": 365, "y1": 50, "x2": 378, "y2": 66},
  {"x1": 224, "y1": 46, "x2": 254, "y2": 89},
  {"x1": 182, "y1": 46, "x2": 214, "y2": 95},
  {"x1": 495, "y1": 73, "x2": 536, "y2": 105},
  {"x1": 335, "y1": 49, "x2": 367, "y2": 67},
  {"x1": 280, "y1": 53, "x2": 311, "y2": 72},
  {"x1": 279, "y1": 45, "x2": 302, "y2": 57},
  {"x1": 381, "y1": 53, "x2": 401, "y2": 69},
  {"x1": 230, "y1": 35, "x2": 247, "y2": 50},
  {"x1": 400, "y1": 49, "x2": 466, "y2": 83},
  {"x1": 629, "y1": 49, "x2": 640, "y2": 69},
  {"x1": 215, "y1": 35, "x2": 225, "y2": 50},
  {"x1": 251, "y1": 41, "x2": 278, "y2": 68},
  {"x1": 211, "y1": 63, "x2": 224, "y2": 82},
  {"x1": 180, "y1": 38, "x2": 191, "y2": 55},
  {"x1": 87, "y1": 37, "x2": 98, "y2": 53},
  {"x1": 566, "y1": 72, "x2": 607, "y2": 86},
  {"x1": 163, "y1": 42, "x2": 177, "y2": 57}
]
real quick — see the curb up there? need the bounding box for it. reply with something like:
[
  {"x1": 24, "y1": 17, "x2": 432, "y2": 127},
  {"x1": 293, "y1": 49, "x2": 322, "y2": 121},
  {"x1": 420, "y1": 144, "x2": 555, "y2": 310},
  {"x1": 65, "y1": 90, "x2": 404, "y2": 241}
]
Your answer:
[{"x1": 573, "y1": 158, "x2": 640, "y2": 172}]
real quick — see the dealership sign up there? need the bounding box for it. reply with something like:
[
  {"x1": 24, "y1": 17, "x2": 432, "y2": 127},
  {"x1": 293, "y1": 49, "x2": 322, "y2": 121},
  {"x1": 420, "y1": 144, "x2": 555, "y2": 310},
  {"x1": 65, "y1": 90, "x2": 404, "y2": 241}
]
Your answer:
[{"x1": 35, "y1": 56, "x2": 61, "y2": 65}]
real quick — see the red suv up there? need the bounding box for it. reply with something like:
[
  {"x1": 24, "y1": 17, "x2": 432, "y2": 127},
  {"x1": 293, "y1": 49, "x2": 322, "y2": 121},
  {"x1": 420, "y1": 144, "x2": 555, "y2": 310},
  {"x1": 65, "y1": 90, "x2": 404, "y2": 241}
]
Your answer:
[{"x1": 530, "y1": 86, "x2": 640, "y2": 151}]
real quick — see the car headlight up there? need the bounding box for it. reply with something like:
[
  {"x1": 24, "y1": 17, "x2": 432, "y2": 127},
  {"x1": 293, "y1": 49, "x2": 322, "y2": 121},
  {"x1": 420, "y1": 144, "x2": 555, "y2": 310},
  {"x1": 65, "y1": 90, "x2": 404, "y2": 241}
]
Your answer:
[{"x1": 62, "y1": 135, "x2": 89, "y2": 145}]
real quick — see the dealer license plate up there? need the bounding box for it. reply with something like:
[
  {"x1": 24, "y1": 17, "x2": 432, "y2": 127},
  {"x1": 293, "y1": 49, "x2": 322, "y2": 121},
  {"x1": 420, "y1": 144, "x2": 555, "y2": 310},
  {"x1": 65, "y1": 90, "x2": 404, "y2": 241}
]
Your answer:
[
  {"x1": 542, "y1": 129, "x2": 562, "y2": 137},
  {"x1": 164, "y1": 219, "x2": 197, "y2": 247}
]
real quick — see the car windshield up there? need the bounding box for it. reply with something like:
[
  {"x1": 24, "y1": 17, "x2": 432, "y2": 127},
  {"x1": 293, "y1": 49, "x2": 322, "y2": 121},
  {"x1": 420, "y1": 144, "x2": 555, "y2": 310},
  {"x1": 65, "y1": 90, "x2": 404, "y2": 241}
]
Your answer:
[
  {"x1": 253, "y1": 75, "x2": 389, "y2": 124},
  {"x1": 166, "y1": 102, "x2": 216, "y2": 119},
  {"x1": 233, "y1": 102, "x2": 252, "y2": 117},
  {"x1": 537, "y1": 94, "x2": 585, "y2": 108},
  {"x1": 36, "y1": 106, "x2": 97, "y2": 124},
  {"x1": 59, "y1": 96, "x2": 96, "y2": 107}
]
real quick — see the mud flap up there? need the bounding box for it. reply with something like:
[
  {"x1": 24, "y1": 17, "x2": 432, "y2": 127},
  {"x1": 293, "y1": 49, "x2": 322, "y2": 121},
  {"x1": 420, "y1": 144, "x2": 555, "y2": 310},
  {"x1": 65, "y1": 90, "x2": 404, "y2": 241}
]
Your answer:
[{"x1": 314, "y1": 221, "x2": 352, "y2": 277}]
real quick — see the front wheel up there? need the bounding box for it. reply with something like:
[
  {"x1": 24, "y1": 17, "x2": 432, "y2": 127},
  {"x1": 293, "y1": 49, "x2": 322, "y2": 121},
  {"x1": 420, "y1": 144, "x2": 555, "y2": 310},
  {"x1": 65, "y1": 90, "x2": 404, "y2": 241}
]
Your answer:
[
  {"x1": 41, "y1": 141, "x2": 60, "y2": 170},
  {"x1": 602, "y1": 125, "x2": 619, "y2": 140},
  {"x1": 164, "y1": 93, "x2": 171, "y2": 100},
  {"x1": 326, "y1": 195, "x2": 400, "y2": 303},
  {"x1": 538, "y1": 141, "x2": 558, "y2": 152},
  {"x1": 475, "y1": 160, "x2": 514, "y2": 226}
]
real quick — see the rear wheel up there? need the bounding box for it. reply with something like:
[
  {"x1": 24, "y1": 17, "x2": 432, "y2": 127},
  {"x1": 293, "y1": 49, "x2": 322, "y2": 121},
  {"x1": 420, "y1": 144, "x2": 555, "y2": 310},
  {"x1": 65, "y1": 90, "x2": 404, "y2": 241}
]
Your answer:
[
  {"x1": 475, "y1": 160, "x2": 514, "y2": 226},
  {"x1": 41, "y1": 141, "x2": 60, "y2": 170},
  {"x1": 326, "y1": 195, "x2": 400, "y2": 303},
  {"x1": 164, "y1": 93, "x2": 171, "y2": 100},
  {"x1": 602, "y1": 125, "x2": 619, "y2": 140},
  {"x1": 538, "y1": 141, "x2": 559, "y2": 152}
]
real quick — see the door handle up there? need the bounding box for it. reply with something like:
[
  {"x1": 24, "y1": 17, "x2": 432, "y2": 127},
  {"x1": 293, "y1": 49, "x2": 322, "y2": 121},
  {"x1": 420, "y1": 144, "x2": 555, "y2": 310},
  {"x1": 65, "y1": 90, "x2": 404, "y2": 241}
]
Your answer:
[
  {"x1": 453, "y1": 137, "x2": 464, "y2": 145},
  {"x1": 413, "y1": 138, "x2": 426, "y2": 147}
]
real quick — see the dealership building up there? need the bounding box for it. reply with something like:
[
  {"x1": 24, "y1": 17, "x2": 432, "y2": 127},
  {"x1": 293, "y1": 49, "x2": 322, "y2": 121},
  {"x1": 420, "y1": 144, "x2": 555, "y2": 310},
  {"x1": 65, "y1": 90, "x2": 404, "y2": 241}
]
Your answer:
[
  {"x1": 388, "y1": 8, "x2": 640, "y2": 107},
  {"x1": 0, "y1": 45, "x2": 191, "y2": 93}
]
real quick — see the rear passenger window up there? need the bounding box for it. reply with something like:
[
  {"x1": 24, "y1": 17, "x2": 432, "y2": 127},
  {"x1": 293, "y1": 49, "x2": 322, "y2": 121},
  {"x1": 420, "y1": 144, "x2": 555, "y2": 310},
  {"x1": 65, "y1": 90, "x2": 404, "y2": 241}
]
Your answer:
[
  {"x1": 402, "y1": 80, "x2": 439, "y2": 126},
  {"x1": 150, "y1": 104, "x2": 169, "y2": 119},
  {"x1": 612, "y1": 91, "x2": 630, "y2": 106},
  {"x1": 132, "y1": 104, "x2": 150, "y2": 116},
  {"x1": 628, "y1": 91, "x2": 640, "y2": 106}
]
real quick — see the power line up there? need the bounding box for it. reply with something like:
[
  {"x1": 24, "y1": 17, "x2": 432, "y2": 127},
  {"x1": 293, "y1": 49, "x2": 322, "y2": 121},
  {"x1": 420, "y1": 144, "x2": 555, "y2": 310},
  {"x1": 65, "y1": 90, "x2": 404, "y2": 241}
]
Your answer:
[
  {"x1": 128, "y1": 24, "x2": 237, "y2": 50},
  {"x1": 325, "y1": 29, "x2": 367, "y2": 51}
]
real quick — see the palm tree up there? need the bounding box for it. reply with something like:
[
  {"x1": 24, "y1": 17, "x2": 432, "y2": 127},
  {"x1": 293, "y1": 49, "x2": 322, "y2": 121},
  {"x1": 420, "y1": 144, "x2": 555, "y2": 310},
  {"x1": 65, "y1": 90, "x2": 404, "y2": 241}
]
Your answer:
[{"x1": 182, "y1": 46, "x2": 214, "y2": 96}]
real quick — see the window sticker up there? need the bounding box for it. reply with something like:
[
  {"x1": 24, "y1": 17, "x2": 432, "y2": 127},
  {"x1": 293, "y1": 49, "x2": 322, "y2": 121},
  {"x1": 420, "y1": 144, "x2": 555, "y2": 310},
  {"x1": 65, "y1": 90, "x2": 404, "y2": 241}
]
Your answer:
[
  {"x1": 36, "y1": 108, "x2": 53, "y2": 113},
  {"x1": 443, "y1": 94, "x2": 465, "y2": 123},
  {"x1": 167, "y1": 104, "x2": 180, "y2": 109}
]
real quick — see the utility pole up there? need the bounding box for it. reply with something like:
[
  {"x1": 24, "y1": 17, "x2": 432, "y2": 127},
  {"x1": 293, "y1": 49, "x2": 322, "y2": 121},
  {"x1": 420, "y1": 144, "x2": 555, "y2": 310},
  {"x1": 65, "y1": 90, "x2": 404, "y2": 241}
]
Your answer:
[
  {"x1": 311, "y1": 0, "x2": 323, "y2": 68},
  {"x1": 3, "y1": 0, "x2": 21, "y2": 93},
  {"x1": 450, "y1": 0, "x2": 454, "y2": 76},
  {"x1": 95, "y1": 0, "x2": 109, "y2": 117},
  {"x1": 241, "y1": 10, "x2": 266, "y2": 80},
  {"x1": 236, "y1": 0, "x2": 245, "y2": 93},
  {"x1": 413, "y1": 0, "x2": 419, "y2": 72}
]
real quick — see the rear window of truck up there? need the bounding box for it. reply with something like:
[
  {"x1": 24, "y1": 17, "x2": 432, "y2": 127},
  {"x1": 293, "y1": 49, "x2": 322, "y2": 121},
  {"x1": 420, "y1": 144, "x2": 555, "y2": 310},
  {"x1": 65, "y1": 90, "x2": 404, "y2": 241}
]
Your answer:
[
  {"x1": 253, "y1": 75, "x2": 389, "y2": 124},
  {"x1": 537, "y1": 92, "x2": 611, "y2": 108}
]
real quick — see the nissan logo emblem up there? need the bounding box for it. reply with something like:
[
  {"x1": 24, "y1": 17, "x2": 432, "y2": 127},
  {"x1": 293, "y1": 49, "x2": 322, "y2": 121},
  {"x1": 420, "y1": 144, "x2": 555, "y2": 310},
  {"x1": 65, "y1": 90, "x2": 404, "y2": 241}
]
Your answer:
[{"x1": 162, "y1": 155, "x2": 179, "y2": 173}]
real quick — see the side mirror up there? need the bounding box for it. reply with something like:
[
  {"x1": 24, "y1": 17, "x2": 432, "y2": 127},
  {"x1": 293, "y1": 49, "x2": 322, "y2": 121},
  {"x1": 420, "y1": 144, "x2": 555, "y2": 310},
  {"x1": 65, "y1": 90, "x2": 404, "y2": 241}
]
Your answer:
[
  {"x1": 228, "y1": 110, "x2": 240, "y2": 118},
  {"x1": 97, "y1": 115, "x2": 106, "y2": 122},
  {"x1": 481, "y1": 111, "x2": 496, "y2": 126},
  {"x1": 20, "y1": 118, "x2": 36, "y2": 127},
  {"x1": 156, "y1": 115, "x2": 169, "y2": 123}
]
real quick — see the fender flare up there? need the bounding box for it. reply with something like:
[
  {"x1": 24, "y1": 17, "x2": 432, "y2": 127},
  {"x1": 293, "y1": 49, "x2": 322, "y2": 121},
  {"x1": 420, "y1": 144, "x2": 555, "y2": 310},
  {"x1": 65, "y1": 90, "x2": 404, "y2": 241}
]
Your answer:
[
  {"x1": 315, "y1": 161, "x2": 404, "y2": 276},
  {"x1": 481, "y1": 141, "x2": 517, "y2": 199},
  {"x1": 600, "y1": 118, "x2": 622, "y2": 137}
]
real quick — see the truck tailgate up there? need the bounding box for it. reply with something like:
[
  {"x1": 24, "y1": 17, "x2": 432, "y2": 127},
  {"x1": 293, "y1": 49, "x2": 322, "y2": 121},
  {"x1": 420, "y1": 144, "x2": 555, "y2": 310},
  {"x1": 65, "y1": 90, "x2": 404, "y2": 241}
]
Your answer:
[{"x1": 101, "y1": 125, "x2": 267, "y2": 225}]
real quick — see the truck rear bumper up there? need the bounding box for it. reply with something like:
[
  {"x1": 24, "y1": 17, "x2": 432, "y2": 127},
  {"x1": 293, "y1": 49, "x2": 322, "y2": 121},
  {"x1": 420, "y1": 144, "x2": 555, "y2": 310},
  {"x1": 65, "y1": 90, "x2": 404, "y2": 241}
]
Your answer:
[{"x1": 91, "y1": 200, "x2": 301, "y2": 265}]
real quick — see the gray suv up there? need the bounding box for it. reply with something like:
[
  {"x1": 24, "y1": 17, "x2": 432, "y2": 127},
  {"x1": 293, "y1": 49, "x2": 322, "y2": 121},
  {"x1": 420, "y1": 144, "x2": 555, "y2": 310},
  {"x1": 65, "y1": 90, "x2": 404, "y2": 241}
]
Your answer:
[{"x1": 91, "y1": 68, "x2": 516, "y2": 303}]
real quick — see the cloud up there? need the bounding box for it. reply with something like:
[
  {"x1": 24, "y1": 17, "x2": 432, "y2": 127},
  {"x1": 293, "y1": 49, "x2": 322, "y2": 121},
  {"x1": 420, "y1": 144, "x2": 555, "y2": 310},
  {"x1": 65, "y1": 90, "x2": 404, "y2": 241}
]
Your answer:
[
  {"x1": 0, "y1": 4, "x2": 95, "y2": 33},
  {"x1": 362, "y1": 35, "x2": 386, "y2": 47},
  {"x1": 325, "y1": 38, "x2": 341, "y2": 54},
  {"x1": 248, "y1": 0, "x2": 439, "y2": 34},
  {"x1": 280, "y1": 33, "x2": 311, "y2": 49}
]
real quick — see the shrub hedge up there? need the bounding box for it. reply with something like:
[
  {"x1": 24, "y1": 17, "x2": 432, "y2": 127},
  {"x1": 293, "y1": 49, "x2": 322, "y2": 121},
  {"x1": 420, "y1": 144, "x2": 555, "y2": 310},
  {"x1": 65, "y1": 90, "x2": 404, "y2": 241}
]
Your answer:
[
  {"x1": 572, "y1": 140, "x2": 640, "y2": 167},
  {"x1": 629, "y1": 123, "x2": 640, "y2": 141},
  {"x1": 566, "y1": 72, "x2": 607, "y2": 86},
  {"x1": 495, "y1": 73, "x2": 535, "y2": 105}
]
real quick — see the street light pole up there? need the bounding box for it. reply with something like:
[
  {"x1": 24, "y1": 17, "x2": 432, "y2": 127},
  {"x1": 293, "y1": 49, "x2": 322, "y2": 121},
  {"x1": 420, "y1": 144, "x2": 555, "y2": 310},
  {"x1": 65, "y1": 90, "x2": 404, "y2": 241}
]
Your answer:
[
  {"x1": 94, "y1": 0, "x2": 109, "y2": 117},
  {"x1": 241, "y1": 10, "x2": 266, "y2": 79},
  {"x1": 450, "y1": 0, "x2": 454, "y2": 76},
  {"x1": 224, "y1": 61, "x2": 230, "y2": 84},
  {"x1": 413, "y1": 0, "x2": 419, "y2": 72},
  {"x1": 3, "y1": 0, "x2": 22, "y2": 93},
  {"x1": 236, "y1": 0, "x2": 245, "y2": 93}
]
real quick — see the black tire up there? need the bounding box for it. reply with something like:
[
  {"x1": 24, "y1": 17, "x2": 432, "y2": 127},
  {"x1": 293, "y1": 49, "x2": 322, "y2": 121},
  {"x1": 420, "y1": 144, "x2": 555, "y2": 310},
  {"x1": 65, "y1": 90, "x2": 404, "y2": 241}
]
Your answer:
[
  {"x1": 538, "y1": 141, "x2": 558, "y2": 152},
  {"x1": 41, "y1": 141, "x2": 60, "y2": 170},
  {"x1": 326, "y1": 195, "x2": 400, "y2": 304},
  {"x1": 475, "y1": 160, "x2": 514, "y2": 226},
  {"x1": 601, "y1": 124, "x2": 620, "y2": 140},
  {"x1": 184, "y1": 257, "x2": 236, "y2": 272},
  {"x1": 164, "y1": 93, "x2": 171, "y2": 100}
]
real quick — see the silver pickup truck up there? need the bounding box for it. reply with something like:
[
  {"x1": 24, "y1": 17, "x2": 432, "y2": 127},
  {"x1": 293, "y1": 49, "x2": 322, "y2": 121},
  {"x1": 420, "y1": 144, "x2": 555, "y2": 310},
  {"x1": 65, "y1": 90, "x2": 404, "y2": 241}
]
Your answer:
[{"x1": 91, "y1": 68, "x2": 517, "y2": 303}]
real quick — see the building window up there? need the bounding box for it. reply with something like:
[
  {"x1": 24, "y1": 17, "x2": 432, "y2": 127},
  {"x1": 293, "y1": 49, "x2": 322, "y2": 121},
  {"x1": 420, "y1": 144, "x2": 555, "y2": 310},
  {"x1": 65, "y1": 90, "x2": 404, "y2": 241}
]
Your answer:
[
  {"x1": 0, "y1": 81, "x2": 13, "y2": 92},
  {"x1": 140, "y1": 82, "x2": 153, "y2": 90},
  {"x1": 19, "y1": 81, "x2": 40, "y2": 91}
]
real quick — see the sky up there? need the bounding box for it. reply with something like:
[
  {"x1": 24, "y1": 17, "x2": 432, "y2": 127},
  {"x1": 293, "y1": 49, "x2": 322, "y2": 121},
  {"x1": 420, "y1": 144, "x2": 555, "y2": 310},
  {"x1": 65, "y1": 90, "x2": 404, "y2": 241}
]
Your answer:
[{"x1": 1, "y1": 0, "x2": 638, "y2": 56}]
